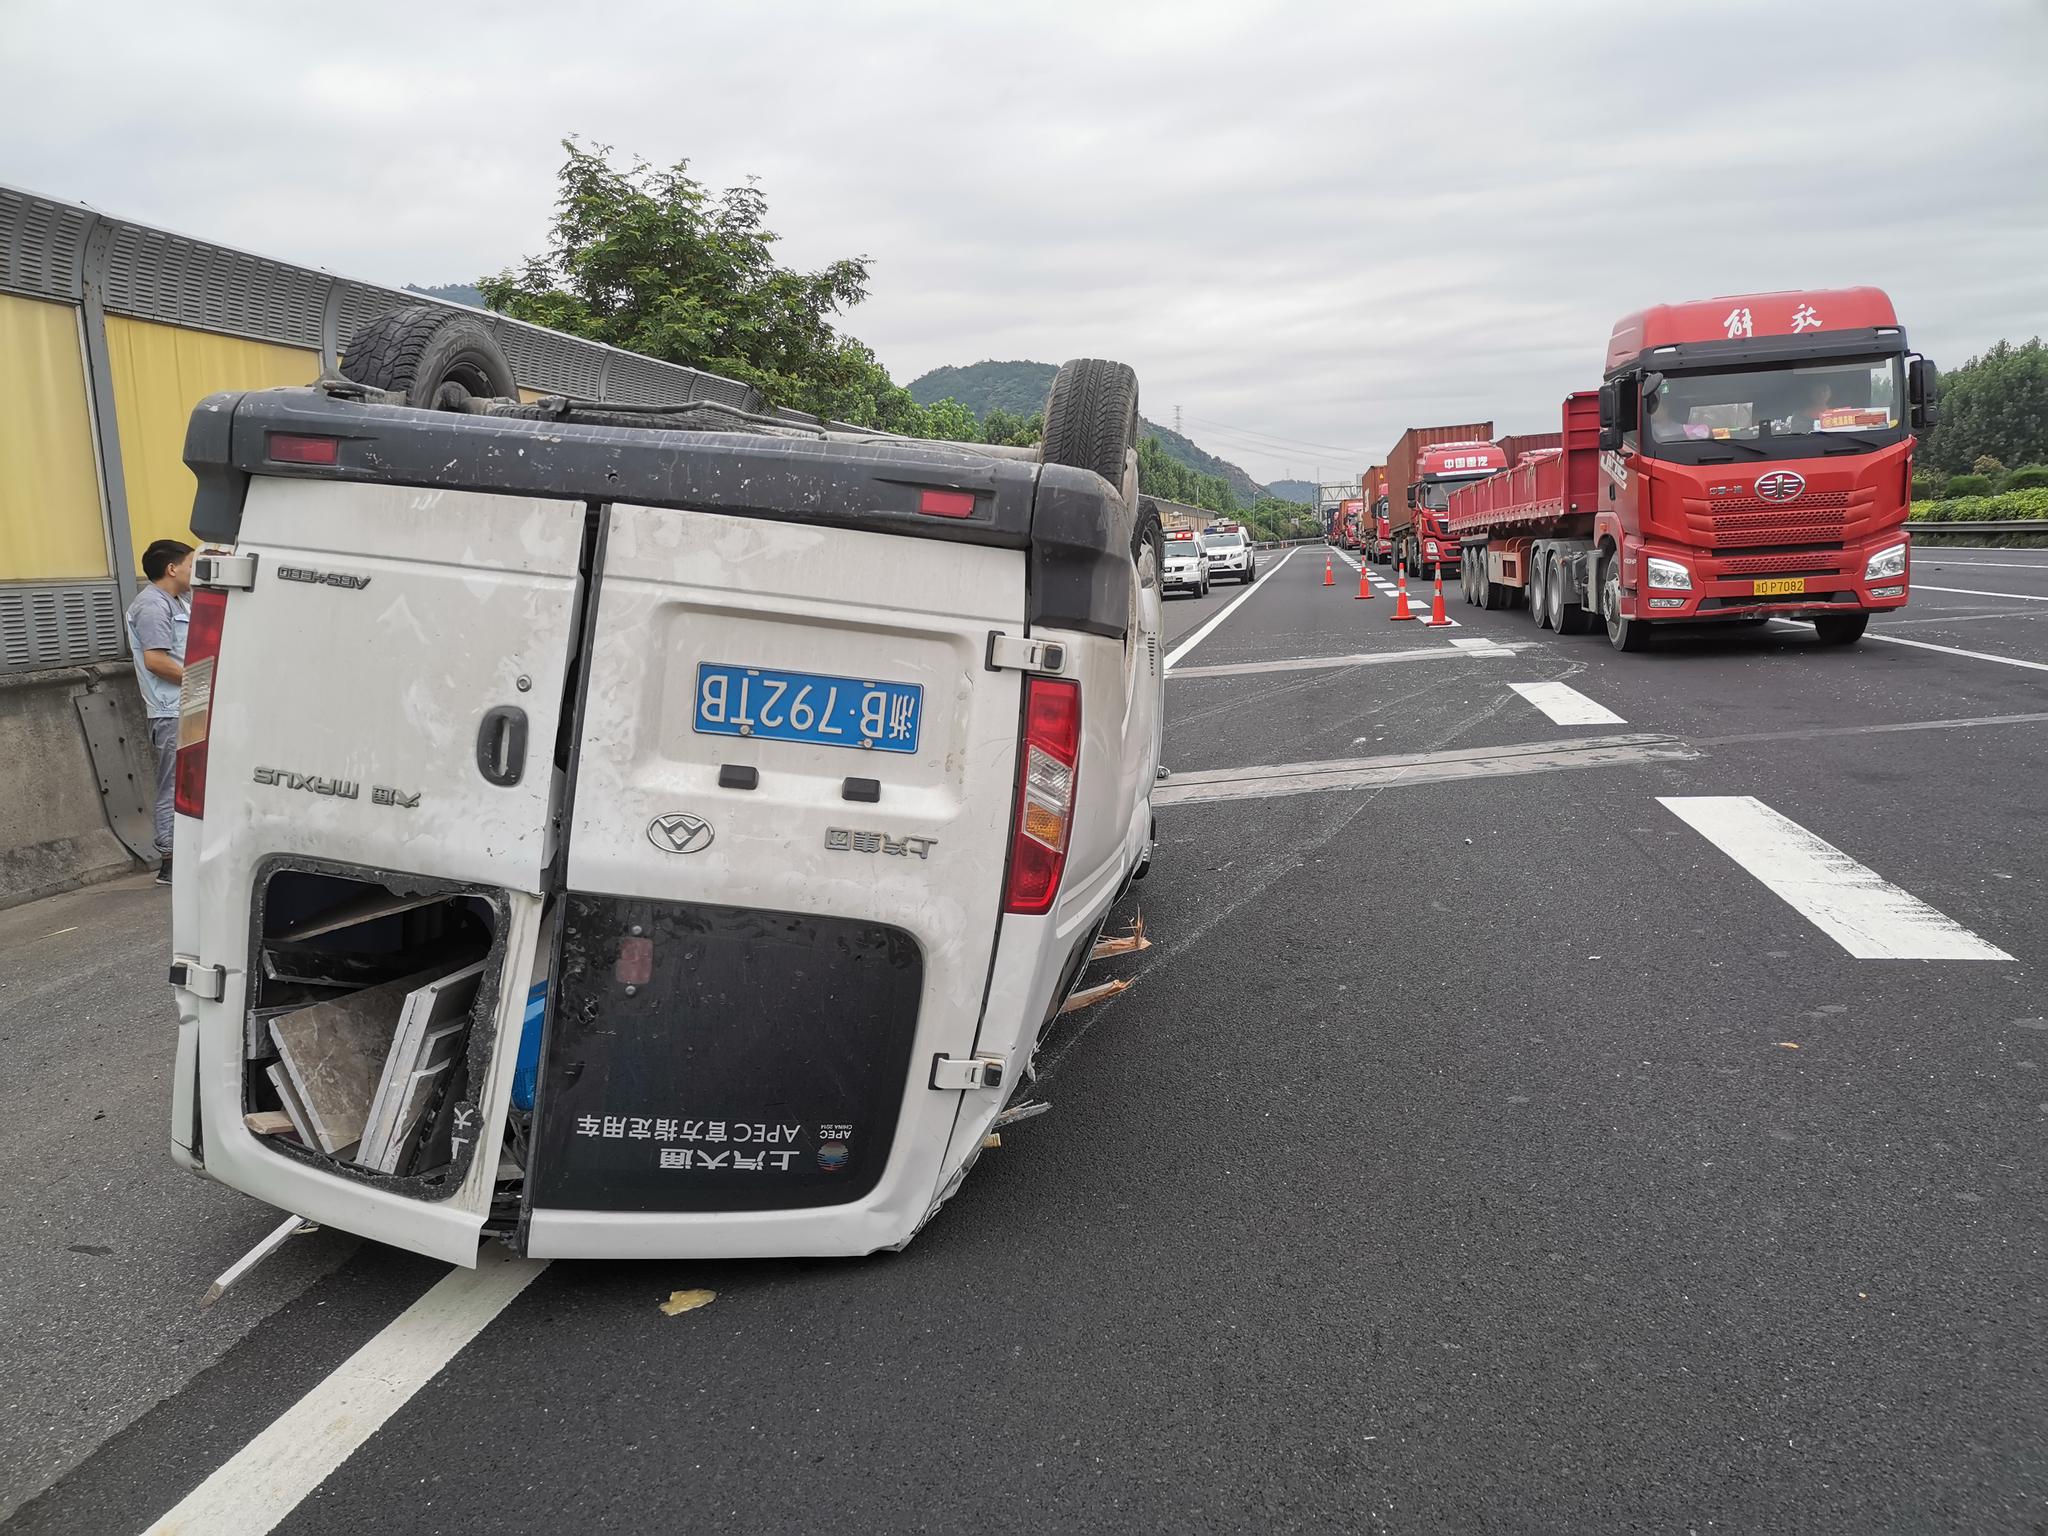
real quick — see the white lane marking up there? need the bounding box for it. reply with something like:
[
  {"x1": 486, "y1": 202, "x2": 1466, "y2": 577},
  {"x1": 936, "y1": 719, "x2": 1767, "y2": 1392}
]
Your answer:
[
  {"x1": 1158, "y1": 733, "x2": 1695, "y2": 805},
  {"x1": 1171, "y1": 643, "x2": 1530, "y2": 679},
  {"x1": 1507, "y1": 680, "x2": 1627, "y2": 726},
  {"x1": 1163, "y1": 547, "x2": 1297, "y2": 672},
  {"x1": 1869, "y1": 633, "x2": 2048, "y2": 674},
  {"x1": 1918, "y1": 559, "x2": 2048, "y2": 570},
  {"x1": 1912, "y1": 584, "x2": 2048, "y2": 603},
  {"x1": 144, "y1": 1251, "x2": 549, "y2": 1536},
  {"x1": 1658, "y1": 796, "x2": 2012, "y2": 961}
]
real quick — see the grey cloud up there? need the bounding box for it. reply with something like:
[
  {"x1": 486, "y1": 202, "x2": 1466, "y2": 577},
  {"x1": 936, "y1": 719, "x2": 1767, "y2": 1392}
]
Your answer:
[{"x1": 3, "y1": 0, "x2": 2042, "y2": 483}]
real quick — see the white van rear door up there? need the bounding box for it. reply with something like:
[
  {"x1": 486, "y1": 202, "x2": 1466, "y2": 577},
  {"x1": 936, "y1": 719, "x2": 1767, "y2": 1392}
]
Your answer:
[
  {"x1": 526, "y1": 503, "x2": 1027, "y2": 1224},
  {"x1": 186, "y1": 477, "x2": 586, "y2": 1265}
]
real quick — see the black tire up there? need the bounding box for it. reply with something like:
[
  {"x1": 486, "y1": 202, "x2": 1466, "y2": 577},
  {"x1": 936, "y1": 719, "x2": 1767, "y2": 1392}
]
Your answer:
[
  {"x1": 1602, "y1": 554, "x2": 1651, "y2": 652},
  {"x1": 1812, "y1": 613, "x2": 1869, "y2": 645},
  {"x1": 1529, "y1": 553, "x2": 1552, "y2": 629},
  {"x1": 340, "y1": 304, "x2": 515, "y2": 410},
  {"x1": 1041, "y1": 358, "x2": 1139, "y2": 491},
  {"x1": 1552, "y1": 556, "x2": 1594, "y2": 635}
]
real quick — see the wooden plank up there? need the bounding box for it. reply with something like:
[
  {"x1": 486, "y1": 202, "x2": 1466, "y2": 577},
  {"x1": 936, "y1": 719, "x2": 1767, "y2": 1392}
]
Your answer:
[
  {"x1": 273, "y1": 889, "x2": 445, "y2": 945},
  {"x1": 243, "y1": 1110, "x2": 296, "y2": 1137}
]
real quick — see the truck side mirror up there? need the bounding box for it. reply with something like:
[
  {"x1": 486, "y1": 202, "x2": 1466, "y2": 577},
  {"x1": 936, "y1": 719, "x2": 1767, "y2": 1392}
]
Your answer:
[
  {"x1": 1909, "y1": 357, "x2": 1940, "y2": 431},
  {"x1": 1405, "y1": 486, "x2": 1417, "y2": 508},
  {"x1": 1597, "y1": 381, "x2": 1622, "y2": 451}
]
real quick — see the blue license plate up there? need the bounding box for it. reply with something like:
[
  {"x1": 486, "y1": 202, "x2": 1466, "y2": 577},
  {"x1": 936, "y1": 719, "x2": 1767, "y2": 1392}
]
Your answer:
[{"x1": 693, "y1": 664, "x2": 923, "y2": 754}]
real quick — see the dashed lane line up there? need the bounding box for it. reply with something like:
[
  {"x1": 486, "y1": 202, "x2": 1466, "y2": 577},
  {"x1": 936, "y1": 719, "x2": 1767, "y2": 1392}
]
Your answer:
[
  {"x1": 1170, "y1": 643, "x2": 1531, "y2": 679},
  {"x1": 1507, "y1": 680, "x2": 1627, "y2": 727},
  {"x1": 1156, "y1": 733, "x2": 1696, "y2": 806},
  {"x1": 1659, "y1": 795, "x2": 2012, "y2": 962},
  {"x1": 143, "y1": 1251, "x2": 549, "y2": 1536},
  {"x1": 1163, "y1": 547, "x2": 1297, "y2": 673}
]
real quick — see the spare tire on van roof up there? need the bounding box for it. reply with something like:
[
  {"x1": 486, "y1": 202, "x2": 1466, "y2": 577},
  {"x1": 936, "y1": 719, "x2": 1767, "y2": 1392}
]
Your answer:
[
  {"x1": 1041, "y1": 358, "x2": 1139, "y2": 494},
  {"x1": 340, "y1": 304, "x2": 517, "y2": 411}
]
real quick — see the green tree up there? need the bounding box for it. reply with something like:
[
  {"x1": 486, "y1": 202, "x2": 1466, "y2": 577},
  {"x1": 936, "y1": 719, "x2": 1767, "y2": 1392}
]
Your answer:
[
  {"x1": 482, "y1": 141, "x2": 951, "y2": 436},
  {"x1": 1922, "y1": 339, "x2": 2048, "y2": 475}
]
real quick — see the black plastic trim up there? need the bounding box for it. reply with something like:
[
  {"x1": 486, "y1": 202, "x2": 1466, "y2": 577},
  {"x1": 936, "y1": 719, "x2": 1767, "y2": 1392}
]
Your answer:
[{"x1": 183, "y1": 388, "x2": 1135, "y2": 639}]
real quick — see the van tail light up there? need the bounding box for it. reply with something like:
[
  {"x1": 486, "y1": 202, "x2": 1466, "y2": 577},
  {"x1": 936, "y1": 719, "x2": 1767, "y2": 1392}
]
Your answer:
[
  {"x1": 1002, "y1": 676, "x2": 1081, "y2": 915},
  {"x1": 174, "y1": 588, "x2": 228, "y2": 819}
]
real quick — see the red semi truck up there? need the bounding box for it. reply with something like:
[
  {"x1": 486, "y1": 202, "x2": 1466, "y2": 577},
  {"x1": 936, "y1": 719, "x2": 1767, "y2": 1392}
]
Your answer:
[
  {"x1": 1362, "y1": 465, "x2": 1393, "y2": 564},
  {"x1": 1328, "y1": 497, "x2": 1365, "y2": 549},
  {"x1": 1447, "y1": 287, "x2": 1936, "y2": 650},
  {"x1": 1386, "y1": 424, "x2": 1503, "y2": 577}
]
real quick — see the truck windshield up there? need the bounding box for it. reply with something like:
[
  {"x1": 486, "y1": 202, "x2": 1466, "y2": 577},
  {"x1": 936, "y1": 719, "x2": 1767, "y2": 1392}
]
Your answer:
[
  {"x1": 1417, "y1": 474, "x2": 1494, "y2": 511},
  {"x1": 1644, "y1": 354, "x2": 1905, "y2": 463}
]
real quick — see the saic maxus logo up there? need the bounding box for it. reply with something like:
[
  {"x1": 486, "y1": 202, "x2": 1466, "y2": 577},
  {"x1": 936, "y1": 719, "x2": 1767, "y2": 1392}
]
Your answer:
[{"x1": 646, "y1": 812, "x2": 715, "y2": 855}]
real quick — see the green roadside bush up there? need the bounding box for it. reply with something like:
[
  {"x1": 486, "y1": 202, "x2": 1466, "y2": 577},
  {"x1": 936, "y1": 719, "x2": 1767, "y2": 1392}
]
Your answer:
[
  {"x1": 1910, "y1": 487, "x2": 2048, "y2": 522},
  {"x1": 2004, "y1": 464, "x2": 2048, "y2": 491},
  {"x1": 1942, "y1": 473, "x2": 1995, "y2": 497},
  {"x1": 1910, "y1": 471, "x2": 1947, "y2": 501}
]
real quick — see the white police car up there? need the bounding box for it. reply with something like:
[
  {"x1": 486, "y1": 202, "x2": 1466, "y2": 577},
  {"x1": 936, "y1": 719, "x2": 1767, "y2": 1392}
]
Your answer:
[
  {"x1": 1201, "y1": 525, "x2": 1256, "y2": 584},
  {"x1": 1163, "y1": 529, "x2": 1211, "y2": 596}
]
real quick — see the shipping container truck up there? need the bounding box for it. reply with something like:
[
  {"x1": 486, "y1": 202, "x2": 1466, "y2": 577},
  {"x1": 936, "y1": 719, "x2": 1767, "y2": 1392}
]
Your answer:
[
  {"x1": 1493, "y1": 430, "x2": 1561, "y2": 468},
  {"x1": 1328, "y1": 498, "x2": 1365, "y2": 549},
  {"x1": 1447, "y1": 287, "x2": 1936, "y2": 650},
  {"x1": 1362, "y1": 466, "x2": 1392, "y2": 564},
  {"x1": 1385, "y1": 423, "x2": 1500, "y2": 577}
]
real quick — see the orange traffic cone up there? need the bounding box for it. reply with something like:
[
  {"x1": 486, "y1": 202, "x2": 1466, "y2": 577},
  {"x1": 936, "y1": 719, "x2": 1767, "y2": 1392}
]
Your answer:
[
  {"x1": 1324, "y1": 555, "x2": 1335, "y2": 587},
  {"x1": 1424, "y1": 570, "x2": 1452, "y2": 627},
  {"x1": 1388, "y1": 567, "x2": 1416, "y2": 620},
  {"x1": 1355, "y1": 562, "x2": 1375, "y2": 600}
]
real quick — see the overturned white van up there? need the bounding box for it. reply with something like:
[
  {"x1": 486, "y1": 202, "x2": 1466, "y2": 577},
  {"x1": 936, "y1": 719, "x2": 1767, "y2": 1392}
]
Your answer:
[{"x1": 166, "y1": 309, "x2": 1163, "y2": 1266}]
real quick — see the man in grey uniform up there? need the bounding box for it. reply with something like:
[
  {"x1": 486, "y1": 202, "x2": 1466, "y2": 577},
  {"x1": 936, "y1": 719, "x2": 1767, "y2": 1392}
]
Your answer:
[{"x1": 125, "y1": 539, "x2": 194, "y2": 885}]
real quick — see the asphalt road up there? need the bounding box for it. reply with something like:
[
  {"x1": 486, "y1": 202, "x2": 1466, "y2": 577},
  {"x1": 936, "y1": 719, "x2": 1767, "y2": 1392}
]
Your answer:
[{"x1": 8, "y1": 544, "x2": 2047, "y2": 1533}]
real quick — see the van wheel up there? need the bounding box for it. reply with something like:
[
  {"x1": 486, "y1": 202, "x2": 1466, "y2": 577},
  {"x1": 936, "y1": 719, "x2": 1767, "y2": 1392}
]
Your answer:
[
  {"x1": 1041, "y1": 359, "x2": 1139, "y2": 491},
  {"x1": 340, "y1": 304, "x2": 516, "y2": 411}
]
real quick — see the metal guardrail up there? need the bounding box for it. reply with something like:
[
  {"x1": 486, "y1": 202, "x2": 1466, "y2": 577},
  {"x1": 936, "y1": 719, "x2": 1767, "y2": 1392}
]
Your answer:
[{"x1": 1907, "y1": 518, "x2": 2048, "y2": 534}]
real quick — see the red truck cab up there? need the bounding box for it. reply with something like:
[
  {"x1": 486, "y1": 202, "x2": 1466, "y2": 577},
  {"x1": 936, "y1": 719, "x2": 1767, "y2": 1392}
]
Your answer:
[
  {"x1": 1596, "y1": 286, "x2": 1937, "y2": 646},
  {"x1": 1364, "y1": 465, "x2": 1392, "y2": 564},
  {"x1": 1407, "y1": 441, "x2": 1506, "y2": 575}
]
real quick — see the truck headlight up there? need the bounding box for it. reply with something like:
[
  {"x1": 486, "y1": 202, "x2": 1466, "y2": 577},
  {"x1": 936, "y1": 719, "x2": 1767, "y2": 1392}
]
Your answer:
[
  {"x1": 1865, "y1": 543, "x2": 1907, "y2": 581},
  {"x1": 1425, "y1": 540, "x2": 1440, "y2": 556},
  {"x1": 1646, "y1": 557, "x2": 1692, "y2": 591}
]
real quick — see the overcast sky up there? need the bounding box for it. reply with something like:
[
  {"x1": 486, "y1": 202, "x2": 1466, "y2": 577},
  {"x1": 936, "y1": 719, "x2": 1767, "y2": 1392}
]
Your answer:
[{"x1": 6, "y1": 0, "x2": 2046, "y2": 487}]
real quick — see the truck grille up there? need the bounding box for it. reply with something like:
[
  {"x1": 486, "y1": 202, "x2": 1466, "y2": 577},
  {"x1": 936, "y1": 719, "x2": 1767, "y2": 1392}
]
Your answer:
[
  {"x1": 1717, "y1": 551, "x2": 1847, "y2": 577},
  {"x1": 1684, "y1": 489, "x2": 1859, "y2": 550}
]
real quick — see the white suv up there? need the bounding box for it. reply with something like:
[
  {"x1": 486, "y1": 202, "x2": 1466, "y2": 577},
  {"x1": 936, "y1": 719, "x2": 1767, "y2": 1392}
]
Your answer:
[
  {"x1": 1162, "y1": 529, "x2": 1210, "y2": 596},
  {"x1": 164, "y1": 313, "x2": 1165, "y2": 1266},
  {"x1": 1202, "y1": 526, "x2": 1255, "y2": 584}
]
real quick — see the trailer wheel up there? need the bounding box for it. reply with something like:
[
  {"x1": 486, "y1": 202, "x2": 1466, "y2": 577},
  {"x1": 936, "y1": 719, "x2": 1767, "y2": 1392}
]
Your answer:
[
  {"x1": 1812, "y1": 613, "x2": 1869, "y2": 645},
  {"x1": 1041, "y1": 358, "x2": 1139, "y2": 492},
  {"x1": 339, "y1": 304, "x2": 516, "y2": 410},
  {"x1": 1601, "y1": 555, "x2": 1651, "y2": 652},
  {"x1": 1528, "y1": 553, "x2": 1551, "y2": 629},
  {"x1": 1552, "y1": 556, "x2": 1595, "y2": 635}
]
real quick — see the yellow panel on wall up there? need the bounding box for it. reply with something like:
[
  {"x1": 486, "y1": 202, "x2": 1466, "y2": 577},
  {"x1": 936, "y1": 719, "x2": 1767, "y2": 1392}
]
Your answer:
[
  {"x1": 104, "y1": 316, "x2": 319, "y2": 560},
  {"x1": 0, "y1": 294, "x2": 109, "y2": 582}
]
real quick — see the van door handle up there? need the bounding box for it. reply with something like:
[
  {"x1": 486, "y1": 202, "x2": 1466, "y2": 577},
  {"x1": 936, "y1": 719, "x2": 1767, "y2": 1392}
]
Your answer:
[{"x1": 476, "y1": 705, "x2": 528, "y2": 786}]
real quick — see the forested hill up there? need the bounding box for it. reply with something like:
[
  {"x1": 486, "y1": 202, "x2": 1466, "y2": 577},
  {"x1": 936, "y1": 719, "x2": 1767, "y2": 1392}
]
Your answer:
[{"x1": 906, "y1": 359, "x2": 1269, "y2": 503}]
